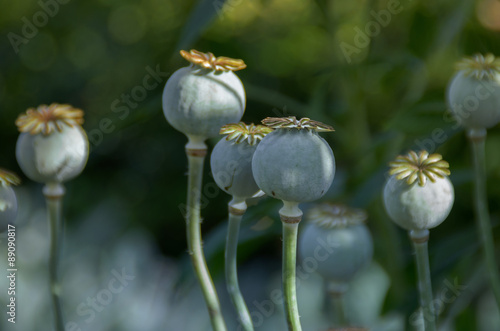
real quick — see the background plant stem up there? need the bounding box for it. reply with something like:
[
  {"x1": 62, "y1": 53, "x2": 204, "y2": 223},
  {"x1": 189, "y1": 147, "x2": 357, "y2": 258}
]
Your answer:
[
  {"x1": 410, "y1": 230, "x2": 436, "y2": 331},
  {"x1": 327, "y1": 282, "x2": 349, "y2": 327},
  {"x1": 186, "y1": 151, "x2": 227, "y2": 331},
  {"x1": 282, "y1": 222, "x2": 302, "y2": 331},
  {"x1": 44, "y1": 183, "x2": 65, "y2": 331},
  {"x1": 468, "y1": 130, "x2": 500, "y2": 311},
  {"x1": 225, "y1": 207, "x2": 253, "y2": 331}
]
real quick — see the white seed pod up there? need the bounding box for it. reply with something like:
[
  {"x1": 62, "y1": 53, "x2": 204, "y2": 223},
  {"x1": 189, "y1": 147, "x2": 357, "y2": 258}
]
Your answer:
[
  {"x1": 299, "y1": 204, "x2": 373, "y2": 282},
  {"x1": 383, "y1": 151, "x2": 454, "y2": 231},
  {"x1": 211, "y1": 123, "x2": 272, "y2": 199},
  {"x1": 0, "y1": 170, "x2": 20, "y2": 233},
  {"x1": 163, "y1": 50, "x2": 246, "y2": 143},
  {"x1": 447, "y1": 53, "x2": 500, "y2": 129},
  {"x1": 15, "y1": 104, "x2": 89, "y2": 184},
  {"x1": 252, "y1": 117, "x2": 335, "y2": 203}
]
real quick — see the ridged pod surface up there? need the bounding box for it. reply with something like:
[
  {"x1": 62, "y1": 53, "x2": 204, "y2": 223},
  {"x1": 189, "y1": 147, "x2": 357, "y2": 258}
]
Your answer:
[{"x1": 163, "y1": 50, "x2": 246, "y2": 142}]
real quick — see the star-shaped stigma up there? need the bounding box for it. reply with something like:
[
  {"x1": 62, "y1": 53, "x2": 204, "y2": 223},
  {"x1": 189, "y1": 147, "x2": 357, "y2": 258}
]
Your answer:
[
  {"x1": 180, "y1": 49, "x2": 247, "y2": 72},
  {"x1": 389, "y1": 151, "x2": 450, "y2": 187},
  {"x1": 220, "y1": 122, "x2": 273, "y2": 145},
  {"x1": 16, "y1": 103, "x2": 84, "y2": 136},
  {"x1": 261, "y1": 116, "x2": 334, "y2": 132},
  {"x1": 307, "y1": 203, "x2": 367, "y2": 229},
  {"x1": 0, "y1": 169, "x2": 21, "y2": 187},
  {"x1": 456, "y1": 53, "x2": 500, "y2": 80}
]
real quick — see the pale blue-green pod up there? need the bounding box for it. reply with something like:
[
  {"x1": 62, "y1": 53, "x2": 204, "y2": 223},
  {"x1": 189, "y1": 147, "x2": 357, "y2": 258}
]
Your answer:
[
  {"x1": 447, "y1": 53, "x2": 500, "y2": 130},
  {"x1": 0, "y1": 170, "x2": 20, "y2": 233},
  {"x1": 383, "y1": 151, "x2": 454, "y2": 231},
  {"x1": 210, "y1": 123, "x2": 272, "y2": 199},
  {"x1": 162, "y1": 50, "x2": 246, "y2": 144},
  {"x1": 299, "y1": 204, "x2": 373, "y2": 282},
  {"x1": 252, "y1": 117, "x2": 335, "y2": 203},
  {"x1": 15, "y1": 104, "x2": 89, "y2": 184}
]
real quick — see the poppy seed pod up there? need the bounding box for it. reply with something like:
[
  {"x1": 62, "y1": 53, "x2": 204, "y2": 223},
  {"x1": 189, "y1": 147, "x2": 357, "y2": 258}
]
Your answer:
[
  {"x1": 0, "y1": 169, "x2": 20, "y2": 233},
  {"x1": 447, "y1": 53, "x2": 500, "y2": 129},
  {"x1": 211, "y1": 122, "x2": 272, "y2": 200},
  {"x1": 15, "y1": 104, "x2": 89, "y2": 184},
  {"x1": 383, "y1": 151, "x2": 454, "y2": 231},
  {"x1": 299, "y1": 204, "x2": 373, "y2": 282},
  {"x1": 252, "y1": 117, "x2": 335, "y2": 204},
  {"x1": 163, "y1": 50, "x2": 247, "y2": 146}
]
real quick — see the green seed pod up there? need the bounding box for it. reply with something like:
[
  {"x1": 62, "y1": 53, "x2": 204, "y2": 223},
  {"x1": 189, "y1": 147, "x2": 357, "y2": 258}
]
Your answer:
[
  {"x1": 299, "y1": 204, "x2": 373, "y2": 282},
  {"x1": 211, "y1": 122, "x2": 272, "y2": 199},
  {"x1": 252, "y1": 117, "x2": 335, "y2": 203},
  {"x1": 383, "y1": 151, "x2": 454, "y2": 231},
  {"x1": 0, "y1": 170, "x2": 20, "y2": 233},
  {"x1": 15, "y1": 104, "x2": 89, "y2": 184},
  {"x1": 447, "y1": 53, "x2": 500, "y2": 129},
  {"x1": 163, "y1": 50, "x2": 247, "y2": 146}
]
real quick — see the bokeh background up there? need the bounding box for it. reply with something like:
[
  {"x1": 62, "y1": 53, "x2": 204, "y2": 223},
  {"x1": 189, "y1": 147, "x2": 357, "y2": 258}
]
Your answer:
[{"x1": 1, "y1": 0, "x2": 500, "y2": 330}]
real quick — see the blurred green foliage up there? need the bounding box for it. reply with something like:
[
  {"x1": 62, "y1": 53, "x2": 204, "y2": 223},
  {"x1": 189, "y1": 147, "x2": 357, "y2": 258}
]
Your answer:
[{"x1": 2, "y1": 0, "x2": 500, "y2": 329}]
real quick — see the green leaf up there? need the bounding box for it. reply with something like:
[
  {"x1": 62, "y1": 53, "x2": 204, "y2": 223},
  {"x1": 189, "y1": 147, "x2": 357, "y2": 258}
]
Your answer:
[{"x1": 175, "y1": 0, "x2": 228, "y2": 51}]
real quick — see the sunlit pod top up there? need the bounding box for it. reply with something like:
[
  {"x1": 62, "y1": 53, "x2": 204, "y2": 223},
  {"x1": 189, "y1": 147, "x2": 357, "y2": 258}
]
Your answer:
[
  {"x1": 180, "y1": 49, "x2": 247, "y2": 72},
  {"x1": 220, "y1": 122, "x2": 273, "y2": 145},
  {"x1": 262, "y1": 116, "x2": 334, "y2": 132},
  {"x1": 0, "y1": 169, "x2": 20, "y2": 187},
  {"x1": 389, "y1": 150, "x2": 450, "y2": 187},
  {"x1": 307, "y1": 203, "x2": 367, "y2": 229},
  {"x1": 456, "y1": 53, "x2": 500, "y2": 80},
  {"x1": 16, "y1": 103, "x2": 84, "y2": 136}
]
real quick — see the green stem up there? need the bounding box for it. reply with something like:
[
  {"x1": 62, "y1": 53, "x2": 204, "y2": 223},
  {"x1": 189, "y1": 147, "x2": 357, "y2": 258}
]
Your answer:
[
  {"x1": 468, "y1": 129, "x2": 500, "y2": 311},
  {"x1": 327, "y1": 282, "x2": 349, "y2": 327},
  {"x1": 280, "y1": 201, "x2": 303, "y2": 331},
  {"x1": 225, "y1": 199, "x2": 253, "y2": 331},
  {"x1": 43, "y1": 183, "x2": 65, "y2": 331},
  {"x1": 410, "y1": 230, "x2": 436, "y2": 331},
  {"x1": 186, "y1": 146, "x2": 227, "y2": 331}
]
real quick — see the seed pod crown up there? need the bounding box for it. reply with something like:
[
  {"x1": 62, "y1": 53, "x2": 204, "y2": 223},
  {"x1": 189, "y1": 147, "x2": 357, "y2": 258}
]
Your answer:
[
  {"x1": 389, "y1": 151, "x2": 450, "y2": 187},
  {"x1": 16, "y1": 103, "x2": 84, "y2": 136}
]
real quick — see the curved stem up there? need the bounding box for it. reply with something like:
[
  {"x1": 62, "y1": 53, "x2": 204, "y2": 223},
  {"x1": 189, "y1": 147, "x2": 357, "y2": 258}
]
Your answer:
[
  {"x1": 410, "y1": 230, "x2": 436, "y2": 331},
  {"x1": 225, "y1": 200, "x2": 253, "y2": 331},
  {"x1": 280, "y1": 202, "x2": 303, "y2": 331},
  {"x1": 186, "y1": 147, "x2": 227, "y2": 331},
  {"x1": 43, "y1": 183, "x2": 65, "y2": 331},
  {"x1": 468, "y1": 130, "x2": 500, "y2": 311}
]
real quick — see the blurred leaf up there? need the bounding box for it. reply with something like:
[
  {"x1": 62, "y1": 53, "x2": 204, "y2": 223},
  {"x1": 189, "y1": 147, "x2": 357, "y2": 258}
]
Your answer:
[{"x1": 175, "y1": 0, "x2": 228, "y2": 51}]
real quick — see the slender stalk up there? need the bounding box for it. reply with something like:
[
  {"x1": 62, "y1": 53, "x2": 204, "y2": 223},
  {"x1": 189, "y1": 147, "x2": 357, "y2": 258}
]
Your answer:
[
  {"x1": 43, "y1": 183, "x2": 65, "y2": 331},
  {"x1": 468, "y1": 129, "x2": 500, "y2": 310},
  {"x1": 186, "y1": 146, "x2": 227, "y2": 331},
  {"x1": 280, "y1": 201, "x2": 303, "y2": 331},
  {"x1": 225, "y1": 199, "x2": 253, "y2": 330},
  {"x1": 327, "y1": 282, "x2": 349, "y2": 327},
  {"x1": 282, "y1": 222, "x2": 302, "y2": 331},
  {"x1": 410, "y1": 229, "x2": 436, "y2": 331}
]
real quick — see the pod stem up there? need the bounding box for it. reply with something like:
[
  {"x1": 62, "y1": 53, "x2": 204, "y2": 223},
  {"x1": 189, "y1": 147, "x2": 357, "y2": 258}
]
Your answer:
[
  {"x1": 43, "y1": 183, "x2": 66, "y2": 331},
  {"x1": 468, "y1": 129, "x2": 500, "y2": 311},
  {"x1": 225, "y1": 199, "x2": 253, "y2": 331},
  {"x1": 186, "y1": 145, "x2": 227, "y2": 331},
  {"x1": 327, "y1": 282, "x2": 349, "y2": 327},
  {"x1": 410, "y1": 229, "x2": 436, "y2": 331},
  {"x1": 280, "y1": 201, "x2": 303, "y2": 331}
]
